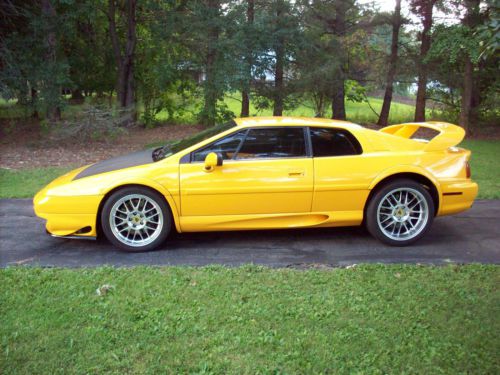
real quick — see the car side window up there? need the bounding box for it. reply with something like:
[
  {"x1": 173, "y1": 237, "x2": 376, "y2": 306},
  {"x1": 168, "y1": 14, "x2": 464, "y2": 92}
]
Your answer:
[
  {"x1": 191, "y1": 130, "x2": 247, "y2": 162},
  {"x1": 310, "y1": 127, "x2": 362, "y2": 157},
  {"x1": 234, "y1": 127, "x2": 306, "y2": 159}
]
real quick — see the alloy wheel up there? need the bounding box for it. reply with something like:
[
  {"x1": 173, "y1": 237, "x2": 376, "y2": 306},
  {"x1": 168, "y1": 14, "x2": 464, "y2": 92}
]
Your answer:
[
  {"x1": 376, "y1": 187, "x2": 429, "y2": 241},
  {"x1": 109, "y1": 193, "x2": 164, "y2": 247}
]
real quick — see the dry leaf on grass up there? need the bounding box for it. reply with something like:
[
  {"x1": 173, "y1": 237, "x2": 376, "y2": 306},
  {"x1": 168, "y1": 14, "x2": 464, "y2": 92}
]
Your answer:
[{"x1": 96, "y1": 284, "x2": 115, "y2": 296}]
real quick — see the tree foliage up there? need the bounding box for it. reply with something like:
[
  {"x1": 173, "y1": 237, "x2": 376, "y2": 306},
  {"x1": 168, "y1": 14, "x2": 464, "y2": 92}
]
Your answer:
[{"x1": 0, "y1": 0, "x2": 498, "y2": 130}]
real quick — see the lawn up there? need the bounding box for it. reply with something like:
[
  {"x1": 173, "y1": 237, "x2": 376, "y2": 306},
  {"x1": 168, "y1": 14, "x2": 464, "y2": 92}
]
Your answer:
[
  {"x1": 1, "y1": 265, "x2": 498, "y2": 373},
  {"x1": 153, "y1": 94, "x2": 426, "y2": 126},
  {"x1": 1, "y1": 95, "x2": 429, "y2": 126},
  {"x1": 460, "y1": 140, "x2": 500, "y2": 199},
  {"x1": 0, "y1": 167, "x2": 72, "y2": 199},
  {"x1": 0, "y1": 139, "x2": 498, "y2": 199}
]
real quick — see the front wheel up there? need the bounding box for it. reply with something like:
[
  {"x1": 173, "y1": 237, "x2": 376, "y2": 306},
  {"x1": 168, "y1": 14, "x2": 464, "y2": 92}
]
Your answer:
[
  {"x1": 366, "y1": 179, "x2": 435, "y2": 246},
  {"x1": 101, "y1": 187, "x2": 171, "y2": 252}
]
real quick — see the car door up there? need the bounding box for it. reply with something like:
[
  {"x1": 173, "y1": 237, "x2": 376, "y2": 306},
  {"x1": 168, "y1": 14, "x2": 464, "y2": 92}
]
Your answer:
[
  {"x1": 179, "y1": 126, "x2": 313, "y2": 217},
  {"x1": 309, "y1": 127, "x2": 370, "y2": 213}
]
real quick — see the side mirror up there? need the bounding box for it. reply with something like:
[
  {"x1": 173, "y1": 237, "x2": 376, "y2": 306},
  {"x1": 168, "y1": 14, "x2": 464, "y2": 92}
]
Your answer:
[{"x1": 204, "y1": 152, "x2": 223, "y2": 172}]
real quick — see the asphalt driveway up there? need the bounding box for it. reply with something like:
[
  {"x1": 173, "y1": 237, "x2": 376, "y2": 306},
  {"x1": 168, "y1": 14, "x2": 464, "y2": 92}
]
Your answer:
[{"x1": 1, "y1": 199, "x2": 499, "y2": 268}]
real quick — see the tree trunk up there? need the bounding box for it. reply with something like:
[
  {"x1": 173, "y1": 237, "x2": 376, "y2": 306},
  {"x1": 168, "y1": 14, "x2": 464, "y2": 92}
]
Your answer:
[
  {"x1": 41, "y1": 0, "x2": 61, "y2": 121},
  {"x1": 107, "y1": 0, "x2": 137, "y2": 111},
  {"x1": 241, "y1": 91, "x2": 250, "y2": 117},
  {"x1": 71, "y1": 89, "x2": 84, "y2": 104},
  {"x1": 459, "y1": 58, "x2": 473, "y2": 132},
  {"x1": 331, "y1": 1, "x2": 347, "y2": 120},
  {"x1": 331, "y1": 81, "x2": 346, "y2": 120},
  {"x1": 459, "y1": 0, "x2": 480, "y2": 133},
  {"x1": 414, "y1": 0, "x2": 435, "y2": 122},
  {"x1": 378, "y1": 0, "x2": 402, "y2": 127},
  {"x1": 273, "y1": 41, "x2": 284, "y2": 116},
  {"x1": 273, "y1": 1, "x2": 285, "y2": 117},
  {"x1": 241, "y1": 0, "x2": 254, "y2": 117},
  {"x1": 313, "y1": 93, "x2": 326, "y2": 117},
  {"x1": 202, "y1": 0, "x2": 220, "y2": 126},
  {"x1": 30, "y1": 87, "x2": 39, "y2": 119}
]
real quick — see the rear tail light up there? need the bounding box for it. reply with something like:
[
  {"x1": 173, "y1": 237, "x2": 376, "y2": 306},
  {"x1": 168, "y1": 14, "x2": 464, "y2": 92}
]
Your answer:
[{"x1": 465, "y1": 161, "x2": 471, "y2": 178}]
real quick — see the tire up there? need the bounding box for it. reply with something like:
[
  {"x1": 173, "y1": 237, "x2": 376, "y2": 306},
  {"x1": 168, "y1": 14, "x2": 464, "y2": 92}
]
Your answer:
[
  {"x1": 366, "y1": 179, "x2": 435, "y2": 246},
  {"x1": 101, "y1": 187, "x2": 171, "y2": 252}
]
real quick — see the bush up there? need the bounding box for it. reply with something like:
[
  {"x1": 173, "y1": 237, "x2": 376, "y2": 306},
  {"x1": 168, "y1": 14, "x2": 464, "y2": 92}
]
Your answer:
[{"x1": 45, "y1": 105, "x2": 133, "y2": 143}]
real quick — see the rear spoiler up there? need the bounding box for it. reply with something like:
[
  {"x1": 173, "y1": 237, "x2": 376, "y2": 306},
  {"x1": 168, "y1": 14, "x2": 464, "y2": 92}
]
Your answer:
[{"x1": 379, "y1": 122, "x2": 465, "y2": 152}]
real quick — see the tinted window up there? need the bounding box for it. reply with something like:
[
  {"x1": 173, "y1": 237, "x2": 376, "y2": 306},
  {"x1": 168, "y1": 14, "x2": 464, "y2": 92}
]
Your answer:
[
  {"x1": 310, "y1": 127, "x2": 362, "y2": 157},
  {"x1": 235, "y1": 127, "x2": 306, "y2": 159},
  {"x1": 162, "y1": 121, "x2": 237, "y2": 159},
  {"x1": 192, "y1": 130, "x2": 246, "y2": 162}
]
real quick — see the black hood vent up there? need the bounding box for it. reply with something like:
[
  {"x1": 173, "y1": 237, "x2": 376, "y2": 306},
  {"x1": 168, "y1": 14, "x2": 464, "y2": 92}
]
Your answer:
[{"x1": 73, "y1": 149, "x2": 154, "y2": 180}]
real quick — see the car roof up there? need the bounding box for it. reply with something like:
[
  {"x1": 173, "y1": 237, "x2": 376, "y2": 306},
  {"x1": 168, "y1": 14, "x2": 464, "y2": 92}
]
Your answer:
[{"x1": 233, "y1": 116, "x2": 363, "y2": 130}]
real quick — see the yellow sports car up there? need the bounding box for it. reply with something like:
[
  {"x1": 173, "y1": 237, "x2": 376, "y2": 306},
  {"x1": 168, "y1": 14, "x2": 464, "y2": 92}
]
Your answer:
[{"x1": 34, "y1": 117, "x2": 478, "y2": 251}]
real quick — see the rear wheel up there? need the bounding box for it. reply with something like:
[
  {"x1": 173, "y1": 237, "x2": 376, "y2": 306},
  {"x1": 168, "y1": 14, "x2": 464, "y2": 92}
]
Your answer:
[
  {"x1": 101, "y1": 187, "x2": 171, "y2": 252},
  {"x1": 366, "y1": 179, "x2": 434, "y2": 246}
]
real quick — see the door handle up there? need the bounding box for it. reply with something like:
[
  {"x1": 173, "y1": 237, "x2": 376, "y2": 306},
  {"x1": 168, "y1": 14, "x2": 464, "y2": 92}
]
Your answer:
[{"x1": 288, "y1": 170, "x2": 304, "y2": 177}]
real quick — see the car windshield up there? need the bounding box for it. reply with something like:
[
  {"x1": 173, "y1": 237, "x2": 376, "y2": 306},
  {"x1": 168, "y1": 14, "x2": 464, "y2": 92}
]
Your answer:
[{"x1": 152, "y1": 120, "x2": 237, "y2": 161}]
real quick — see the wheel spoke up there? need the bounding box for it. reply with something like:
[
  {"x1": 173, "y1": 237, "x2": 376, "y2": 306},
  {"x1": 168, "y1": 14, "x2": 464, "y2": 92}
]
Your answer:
[
  {"x1": 409, "y1": 199, "x2": 422, "y2": 210},
  {"x1": 380, "y1": 215, "x2": 392, "y2": 224},
  {"x1": 389, "y1": 195, "x2": 398, "y2": 206}
]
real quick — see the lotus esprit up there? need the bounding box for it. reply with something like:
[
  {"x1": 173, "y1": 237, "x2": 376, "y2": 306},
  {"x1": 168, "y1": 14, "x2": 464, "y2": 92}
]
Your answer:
[{"x1": 34, "y1": 117, "x2": 478, "y2": 251}]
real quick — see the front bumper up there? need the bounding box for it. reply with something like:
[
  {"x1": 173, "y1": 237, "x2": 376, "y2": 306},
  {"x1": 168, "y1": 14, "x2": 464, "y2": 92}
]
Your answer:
[
  {"x1": 34, "y1": 192, "x2": 102, "y2": 237},
  {"x1": 438, "y1": 180, "x2": 478, "y2": 216}
]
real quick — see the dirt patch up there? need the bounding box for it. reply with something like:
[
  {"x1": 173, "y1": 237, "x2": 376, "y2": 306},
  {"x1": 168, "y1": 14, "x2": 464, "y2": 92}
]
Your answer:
[{"x1": 0, "y1": 122, "x2": 204, "y2": 169}]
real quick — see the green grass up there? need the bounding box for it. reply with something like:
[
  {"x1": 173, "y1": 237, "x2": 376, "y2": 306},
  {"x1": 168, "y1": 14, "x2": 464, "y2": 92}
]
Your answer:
[
  {"x1": 461, "y1": 140, "x2": 500, "y2": 199},
  {"x1": 0, "y1": 99, "x2": 31, "y2": 119},
  {"x1": 151, "y1": 94, "x2": 423, "y2": 125},
  {"x1": 0, "y1": 167, "x2": 72, "y2": 198},
  {"x1": 0, "y1": 93, "x2": 439, "y2": 126},
  {"x1": 225, "y1": 95, "x2": 422, "y2": 125},
  {"x1": 0, "y1": 140, "x2": 498, "y2": 199},
  {"x1": 1, "y1": 265, "x2": 498, "y2": 374}
]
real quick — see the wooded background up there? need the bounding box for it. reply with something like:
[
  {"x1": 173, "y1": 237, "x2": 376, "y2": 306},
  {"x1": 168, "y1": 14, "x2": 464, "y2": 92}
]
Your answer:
[{"x1": 0, "y1": 0, "x2": 498, "y2": 133}]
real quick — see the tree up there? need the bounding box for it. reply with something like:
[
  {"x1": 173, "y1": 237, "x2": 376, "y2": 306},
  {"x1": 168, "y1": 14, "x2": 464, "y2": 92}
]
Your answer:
[
  {"x1": 411, "y1": 0, "x2": 437, "y2": 122},
  {"x1": 202, "y1": 0, "x2": 222, "y2": 125},
  {"x1": 1, "y1": 0, "x2": 70, "y2": 120},
  {"x1": 377, "y1": 0, "x2": 402, "y2": 126},
  {"x1": 459, "y1": 0, "x2": 481, "y2": 132},
  {"x1": 41, "y1": 0, "x2": 62, "y2": 120},
  {"x1": 475, "y1": 0, "x2": 499, "y2": 60},
  {"x1": 330, "y1": 0, "x2": 352, "y2": 120},
  {"x1": 273, "y1": 0, "x2": 286, "y2": 115},
  {"x1": 106, "y1": 0, "x2": 137, "y2": 110},
  {"x1": 59, "y1": 0, "x2": 115, "y2": 102},
  {"x1": 250, "y1": 0, "x2": 302, "y2": 117},
  {"x1": 426, "y1": 1, "x2": 497, "y2": 131},
  {"x1": 241, "y1": 0, "x2": 255, "y2": 117},
  {"x1": 183, "y1": 0, "x2": 237, "y2": 126}
]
